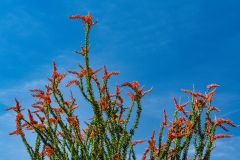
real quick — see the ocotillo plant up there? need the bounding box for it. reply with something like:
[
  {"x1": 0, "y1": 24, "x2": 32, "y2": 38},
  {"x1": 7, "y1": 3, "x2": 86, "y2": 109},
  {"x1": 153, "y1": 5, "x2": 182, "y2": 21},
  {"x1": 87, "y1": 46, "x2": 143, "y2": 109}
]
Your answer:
[
  {"x1": 6, "y1": 12, "x2": 152, "y2": 160},
  {"x1": 6, "y1": 13, "x2": 237, "y2": 160},
  {"x1": 141, "y1": 84, "x2": 237, "y2": 160}
]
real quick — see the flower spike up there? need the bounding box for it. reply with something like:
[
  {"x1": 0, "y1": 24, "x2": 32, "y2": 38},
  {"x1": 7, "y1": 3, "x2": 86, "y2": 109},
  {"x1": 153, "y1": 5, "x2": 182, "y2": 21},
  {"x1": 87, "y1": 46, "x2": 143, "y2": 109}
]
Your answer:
[
  {"x1": 207, "y1": 83, "x2": 220, "y2": 90},
  {"x1": 68, "y1": 12, "x2": 98, "y2": 26}
]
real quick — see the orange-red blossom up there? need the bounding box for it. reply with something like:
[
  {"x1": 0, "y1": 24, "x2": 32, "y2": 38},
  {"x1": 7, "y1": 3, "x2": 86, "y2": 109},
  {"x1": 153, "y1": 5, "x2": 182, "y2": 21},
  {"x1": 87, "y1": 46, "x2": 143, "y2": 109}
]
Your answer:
[{"x1": 68, "y1": 12, "x2": 98, "y2": 26}]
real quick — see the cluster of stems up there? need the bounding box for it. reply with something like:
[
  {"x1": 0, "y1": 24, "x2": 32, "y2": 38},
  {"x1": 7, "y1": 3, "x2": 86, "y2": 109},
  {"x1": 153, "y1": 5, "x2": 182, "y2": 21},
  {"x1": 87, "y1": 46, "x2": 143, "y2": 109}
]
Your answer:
[
  {"x1": 141, "y1": 84, "x2": 237, "y2": 160},
  {"x1": 6, "y1": 13, "x2": 237, "y2": 160}
]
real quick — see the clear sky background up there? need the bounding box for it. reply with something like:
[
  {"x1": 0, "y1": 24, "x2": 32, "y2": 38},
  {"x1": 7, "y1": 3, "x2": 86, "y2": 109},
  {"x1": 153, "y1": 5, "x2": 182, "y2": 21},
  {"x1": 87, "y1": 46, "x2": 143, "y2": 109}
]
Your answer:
[{"x1": 0, "y1": 1, "x2": 240, "y2": 159}]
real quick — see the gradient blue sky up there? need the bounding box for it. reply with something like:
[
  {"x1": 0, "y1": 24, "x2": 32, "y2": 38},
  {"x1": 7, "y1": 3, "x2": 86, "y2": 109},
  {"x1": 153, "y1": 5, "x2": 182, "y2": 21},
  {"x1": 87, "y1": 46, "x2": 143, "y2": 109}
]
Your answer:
[{"x1": 0, "y1": 1, "x2": 240, "y2": 159}]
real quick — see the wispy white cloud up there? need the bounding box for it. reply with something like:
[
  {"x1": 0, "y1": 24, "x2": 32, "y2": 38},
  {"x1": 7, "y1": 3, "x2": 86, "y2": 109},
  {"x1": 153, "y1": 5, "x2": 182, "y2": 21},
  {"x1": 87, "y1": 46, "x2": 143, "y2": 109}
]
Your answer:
[
  {"x1": 0, "y1": 79, "x2": 48, "y2": 107},
  {"x1": 211, "y1": 136, "x2": 240, "y2": 160},
  {"x1": 219, "y1": 109, "x2": 240, "y2": 118},
  {"x1": 0, "y1": 6, "x2": 44, "y2": 37}
]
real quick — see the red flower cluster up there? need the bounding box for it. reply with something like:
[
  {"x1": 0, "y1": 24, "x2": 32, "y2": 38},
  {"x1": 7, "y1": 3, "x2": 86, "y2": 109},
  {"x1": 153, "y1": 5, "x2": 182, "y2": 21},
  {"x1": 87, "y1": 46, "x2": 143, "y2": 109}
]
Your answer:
[
  {"x1": 68, "y1": 12, "x2": 98, "y2": 26},
  {"x1": 39, "y1": 145, "x2": 54, "y2": 157},
  {"x1": 6, "y1": 98, "x2": 25, "y2": 136}
]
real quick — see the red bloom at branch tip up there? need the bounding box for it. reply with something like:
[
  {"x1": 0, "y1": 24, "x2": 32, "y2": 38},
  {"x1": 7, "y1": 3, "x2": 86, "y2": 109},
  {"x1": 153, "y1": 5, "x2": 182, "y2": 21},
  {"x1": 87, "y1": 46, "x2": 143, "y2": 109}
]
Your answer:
[
  {"x1": 15, "y1": 113, "x2": 24, "y2": 122},
  {"x1": 131, "y1": 81, "x2": 139, "y2": 89},
  {"x1": 206, "y1": 89, "x2": 216, "y2": 101},
  {"x1": 52, "y1": 61, "x2": 57, "y2": 72},
  {"x1": 6, "y1": 98, "x2": 22, "y2": 112},
  {"x1": 215, "y1": 118, "x2": 236, "y2": 127},
  {"x1": 207, "y1": 83, "x2": 220, "y2": 90},
  {"x1": 65, "y1": 79, "x2": 79, "y2": 87},
  {"x1": 102, "y1": 65, "x2": 119, "y2": 79},
  {"x1": 162, "y1": 109, "x2": 167, "y2": 125},
  {"x1": 211, "y1": 134, "x2": 232, "y2": 141},
  {"x1": 131, "y1": 139, "x2": 146, "y2": 146},
  {"x1": 40, "y1": 145, "x2": 54, "y2": 157},
  {"x1": 68, "y1": 12, "x2": 98, "y2": 26},
  {"x1": 49, "y1": 117, "x2": 58, "y2": 125},
  {"x1": 126, "y1": 92, "x2": 136, "y2": 101},
  {"x1": 9, "y1": 129, "x2": 25, "y2": 136},
  {"x1": 208, "y1": 106, "x2": 220, "y2": 112}
]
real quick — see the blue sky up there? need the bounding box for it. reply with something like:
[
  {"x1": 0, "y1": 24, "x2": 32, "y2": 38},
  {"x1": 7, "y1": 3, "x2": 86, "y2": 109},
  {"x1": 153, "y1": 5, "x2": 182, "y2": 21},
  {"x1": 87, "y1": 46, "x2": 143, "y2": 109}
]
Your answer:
[{"x1": 0, "y1": 0, "x2": 240, "y2": 159}]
